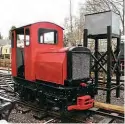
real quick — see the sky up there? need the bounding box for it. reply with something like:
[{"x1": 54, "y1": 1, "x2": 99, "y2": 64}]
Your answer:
[{"x1": 0, "y1": 0, "x2": 85, "y2": 38}]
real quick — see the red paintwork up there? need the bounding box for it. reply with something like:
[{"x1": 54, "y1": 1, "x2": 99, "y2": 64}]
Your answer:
[
  {"x1": 11, "y1": 22, "x2": 68, "y2": 85},
  {"x1": 80, "y1": 83, "x2": 87, "y2": 87},
  {"x1": 35, "y1": 52, "x2": 67, "y2": 85},
  {"x1": 67, "y1": 95, "x2": 94, "y2": 111},
  {"x1": 11, "y1": 31, "x2": 17, "y2": 77}
]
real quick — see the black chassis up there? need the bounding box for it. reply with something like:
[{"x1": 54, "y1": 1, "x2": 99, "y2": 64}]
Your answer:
[{"x1": 13, "y1": 76, "x2": 95, "y2": 110}]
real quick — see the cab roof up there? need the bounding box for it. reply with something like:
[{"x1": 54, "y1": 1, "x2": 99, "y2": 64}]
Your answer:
[{"x1": 11, "y1": 21, "x2": 64, "y2": 34}]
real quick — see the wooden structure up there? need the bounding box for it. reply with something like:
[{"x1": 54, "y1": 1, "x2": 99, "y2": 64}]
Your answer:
[{"x1": 84, "y1": 11, "x2": 121, "y2": 103}]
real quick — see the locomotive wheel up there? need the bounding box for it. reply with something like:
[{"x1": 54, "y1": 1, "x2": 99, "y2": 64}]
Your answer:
[
  {"x1": 16, "y1": 84, "x2": 36, "y2": 102},
  {"x1": 17, "y1": 86, "x2": 30, "y2": 101},
  {"x1": 37, "y1": 91, "x2": 46, "y2": 108},
  {"x1": 60, "y1": 107, "x2": 73, "y2": 123}
]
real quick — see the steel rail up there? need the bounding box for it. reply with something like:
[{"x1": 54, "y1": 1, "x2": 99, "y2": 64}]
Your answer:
[{"x1": 89, "y1": 108, "x2": 124, "y2": 120}]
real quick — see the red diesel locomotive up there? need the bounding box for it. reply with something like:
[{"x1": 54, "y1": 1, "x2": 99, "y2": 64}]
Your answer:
[{"x1": 11, "y1": 22, "x2": 95, "y2": 112}]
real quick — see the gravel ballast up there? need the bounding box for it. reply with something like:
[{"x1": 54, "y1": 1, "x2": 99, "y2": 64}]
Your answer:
[
  {"x1": 8, "y1": 88, "x2": 124, "y2": 123},
  {"x1": 95, "y1": 89, "x2": 124, "y2": 106}
]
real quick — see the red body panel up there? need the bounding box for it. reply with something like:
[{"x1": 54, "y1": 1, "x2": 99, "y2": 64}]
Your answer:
[
  {"x1": 35, "y1": 52, "x2": 67, "y2": 85},
  {"x1": 11, "y1": 31, "x2": 17, "y2": 76}
]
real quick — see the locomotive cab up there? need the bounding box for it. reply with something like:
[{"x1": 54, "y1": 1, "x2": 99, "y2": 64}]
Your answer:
[
  {"x1": 11, "y1": 22, "x2": 63, "y2": 80},
  {"x1": 11, "y1": 22, "x2": 95, "y2": 112}
]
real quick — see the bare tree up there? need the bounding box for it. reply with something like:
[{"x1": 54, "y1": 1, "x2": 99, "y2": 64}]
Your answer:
[
  {"x1": 63, "y1": 0, "x2": 124, "y2": 47},
  {"x1": 63, "y1": 16, "x2": 78, "y2": 46},
  {"x1": 63, "y1": 4, "x2": 87, "y2": 46}
]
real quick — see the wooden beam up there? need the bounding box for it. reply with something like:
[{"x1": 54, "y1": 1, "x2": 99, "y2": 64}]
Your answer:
[{"x1": 94, "y1": 101, "x2": 124, "y2": 114}]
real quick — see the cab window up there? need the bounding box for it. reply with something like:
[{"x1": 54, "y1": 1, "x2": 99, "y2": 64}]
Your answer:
[
  {"x1": 25, "y1": 28, "x2": 30, "y2": 46},
  {"x1": 38, "y1": 28, "x2": 57, "y2": 44}
]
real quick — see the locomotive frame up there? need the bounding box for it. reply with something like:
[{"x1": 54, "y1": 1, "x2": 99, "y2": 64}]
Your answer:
[{"x1": 11, "y1": 22, "x2": 95, "y2": 112}]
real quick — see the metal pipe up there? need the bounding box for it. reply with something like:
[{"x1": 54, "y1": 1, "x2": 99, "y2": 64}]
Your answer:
[{"x1": 83, "y1": 29, "x2": 88, "y2": 47}]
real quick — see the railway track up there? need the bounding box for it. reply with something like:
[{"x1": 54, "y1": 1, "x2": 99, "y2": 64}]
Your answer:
[{"x1": 0, "y1": 70, "x2": 124, "y2": 123}]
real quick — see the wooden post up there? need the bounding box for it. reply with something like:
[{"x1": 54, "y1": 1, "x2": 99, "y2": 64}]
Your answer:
[
  {"x1": 95, "y1": 38, "x2": 98, "y2": 94},
  {"x1": 106, "y1": 26, "x2": 112, "y2": 103},
  {"x1": 116, "y1": 36, "x2": 120, "y2": 98},
  {"x1": 94, "y1": 101, "x2": 124, "y2": 114}
]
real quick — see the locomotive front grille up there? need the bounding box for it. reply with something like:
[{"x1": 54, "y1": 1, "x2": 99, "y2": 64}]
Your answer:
[{"x1": 72, "y1": 53, "x2": 90, "y2": 80}]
